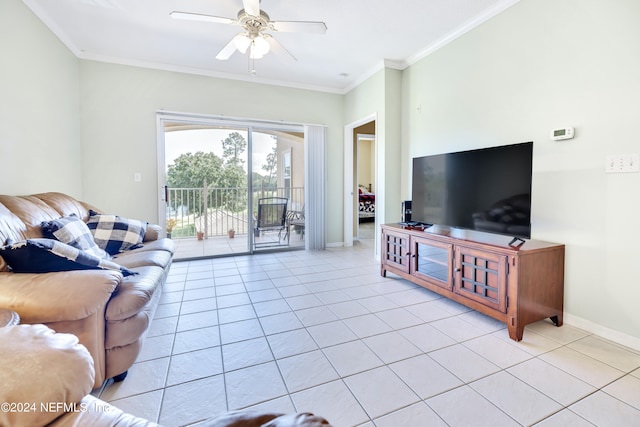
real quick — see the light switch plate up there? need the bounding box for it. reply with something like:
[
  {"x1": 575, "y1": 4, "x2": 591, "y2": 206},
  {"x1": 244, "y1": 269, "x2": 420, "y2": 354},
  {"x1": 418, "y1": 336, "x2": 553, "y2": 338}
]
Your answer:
[{"x1": 605, "y1": 154, "x2": 640, "y2": 173}]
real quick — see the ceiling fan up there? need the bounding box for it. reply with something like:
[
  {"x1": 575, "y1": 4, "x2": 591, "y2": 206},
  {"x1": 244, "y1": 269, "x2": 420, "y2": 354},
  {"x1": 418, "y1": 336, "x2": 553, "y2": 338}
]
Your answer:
[{"x1": 170, "y1": 0, "x2": 327, "y2": 68}]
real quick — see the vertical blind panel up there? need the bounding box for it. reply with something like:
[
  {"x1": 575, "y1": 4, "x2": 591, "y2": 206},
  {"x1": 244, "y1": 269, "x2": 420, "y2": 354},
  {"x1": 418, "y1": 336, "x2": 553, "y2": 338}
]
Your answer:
[{"x1": 304, "y1": 125, "x2": 326, "y2": 250}]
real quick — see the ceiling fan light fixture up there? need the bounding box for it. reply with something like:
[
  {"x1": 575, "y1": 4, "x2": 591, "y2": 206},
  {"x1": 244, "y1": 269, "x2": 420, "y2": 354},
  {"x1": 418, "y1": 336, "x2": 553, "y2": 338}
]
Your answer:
[
  {"x1": 234, "y1": 33, "x2": 251, "y2": 54},
  {"x1": 249, "y1": 45, "x2": 264, "y2": 59},
  {"x1": 173, "y1": 1, "x2": 325, "y2": 66},
  {"x1": 249, "y1": 35, "x2": 270, "y2": 58}
]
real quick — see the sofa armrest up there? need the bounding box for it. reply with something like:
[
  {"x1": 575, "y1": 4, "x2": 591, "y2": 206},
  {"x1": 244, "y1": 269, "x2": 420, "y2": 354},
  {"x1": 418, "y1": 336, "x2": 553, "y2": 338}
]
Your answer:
[
  {"x1": 143, "y1": 224, "x2": 162, "y2": 242},
  {"x1": 0, "y1": 324, "x2": 95, "y2": 427},
  {"x1": 0, "y1": 270, "x2": 120, "y2": 323}
]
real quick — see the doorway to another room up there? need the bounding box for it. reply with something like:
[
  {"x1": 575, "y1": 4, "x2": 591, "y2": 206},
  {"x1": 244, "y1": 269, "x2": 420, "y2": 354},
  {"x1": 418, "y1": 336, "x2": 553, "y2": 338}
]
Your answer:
[
  {"x1": 356, "y1": 132, "x2": 376, "y2": 241},
  {"x1": 352, "y1": 120, "x2": 376, "y2": 245},
  {"x1": 343, "y1": 117, "x2": 377, "y2": 251}
]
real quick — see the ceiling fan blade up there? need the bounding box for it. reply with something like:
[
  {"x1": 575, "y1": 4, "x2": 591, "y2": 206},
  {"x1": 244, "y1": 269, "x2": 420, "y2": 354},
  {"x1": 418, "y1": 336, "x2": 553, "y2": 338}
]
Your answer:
[
  {"x1": 271, "y1": 20, "x2": 327, "y2": 34},
  {"x1": 170, "y1": 11, "x2": 235, "y2": 25},
  {"x1": 266, "y1": 35, "x2": 297, "y2": 62},
  {"x1": 242, "y1": 0, "x2": 260, "y2": 17},
  {"x1": 216, "y1": 36, "x2": 240, "y2": 60}
]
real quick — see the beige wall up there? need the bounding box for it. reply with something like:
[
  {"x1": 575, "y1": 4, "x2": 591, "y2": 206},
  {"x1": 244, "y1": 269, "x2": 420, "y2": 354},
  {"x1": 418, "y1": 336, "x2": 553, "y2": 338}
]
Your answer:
[
  {"x1": 357, "y1": 139, "x2": 373, "y2": 192},
  {"x1": 0, "y1": 0, "x2": 82, "y2": 197},
  {"x1": 355, "y1": 119, "x2": 376, "y2": 193}
]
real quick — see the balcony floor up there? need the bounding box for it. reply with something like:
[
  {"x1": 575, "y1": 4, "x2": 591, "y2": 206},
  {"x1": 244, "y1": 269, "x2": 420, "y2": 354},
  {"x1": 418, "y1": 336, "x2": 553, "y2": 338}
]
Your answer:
[{"x1": 172, "y1": 230, "x2": 306, "y2": 260}]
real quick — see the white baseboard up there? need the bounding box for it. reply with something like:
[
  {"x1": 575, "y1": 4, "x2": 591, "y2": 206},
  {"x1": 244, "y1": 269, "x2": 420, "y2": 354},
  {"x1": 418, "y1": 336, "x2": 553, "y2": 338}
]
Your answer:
[
  {"x1": 325, "y1": 242, "x2": 344, "y2": 248},
  {"x1": 564, "y1": 313, "x2": 640, "y2": 352}
]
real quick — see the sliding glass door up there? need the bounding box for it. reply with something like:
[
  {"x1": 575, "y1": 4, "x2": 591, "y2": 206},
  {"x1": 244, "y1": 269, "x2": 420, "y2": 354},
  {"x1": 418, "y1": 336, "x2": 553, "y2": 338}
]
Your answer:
[
  {"x1": 162, "y1": 122, "x2": 250, "y2": 258},
  {"x1": 252, "y1": 128, "x2": 305, "y2": 250},
  {"x1": 158, "y1": 113, "x2": 306, "y2": 260}
]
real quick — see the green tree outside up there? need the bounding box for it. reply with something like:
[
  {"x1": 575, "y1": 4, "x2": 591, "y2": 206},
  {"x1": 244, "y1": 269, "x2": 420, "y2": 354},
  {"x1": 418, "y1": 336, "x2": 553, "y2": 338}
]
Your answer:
[{"x1": 166, "y1": 132, "x2": 260, "y2": 214}]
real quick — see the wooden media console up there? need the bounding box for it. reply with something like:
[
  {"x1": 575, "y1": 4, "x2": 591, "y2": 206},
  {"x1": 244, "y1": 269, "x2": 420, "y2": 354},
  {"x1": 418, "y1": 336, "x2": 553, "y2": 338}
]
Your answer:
[{"x1": 381, "y1": 224, "x2": 565, "y2": 341}]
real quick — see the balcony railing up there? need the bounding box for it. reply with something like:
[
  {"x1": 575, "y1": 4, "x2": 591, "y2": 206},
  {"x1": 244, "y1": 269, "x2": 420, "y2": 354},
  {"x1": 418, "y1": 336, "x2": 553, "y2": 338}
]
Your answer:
[{"x1": 166, "y1": 185, "x2": 304, "y2": 239}]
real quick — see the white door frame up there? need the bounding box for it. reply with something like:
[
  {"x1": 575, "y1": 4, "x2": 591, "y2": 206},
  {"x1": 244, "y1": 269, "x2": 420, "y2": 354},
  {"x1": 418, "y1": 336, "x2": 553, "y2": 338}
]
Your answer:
[{"x1": 343, "y1": 113, "x2": 377, "y2": 247}]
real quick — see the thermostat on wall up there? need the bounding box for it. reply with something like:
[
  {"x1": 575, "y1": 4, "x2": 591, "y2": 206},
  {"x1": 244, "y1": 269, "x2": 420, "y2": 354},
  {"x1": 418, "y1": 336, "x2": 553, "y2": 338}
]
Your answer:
[{"x1": 550, "y1": 127, "x2": 574, "y2": 141}]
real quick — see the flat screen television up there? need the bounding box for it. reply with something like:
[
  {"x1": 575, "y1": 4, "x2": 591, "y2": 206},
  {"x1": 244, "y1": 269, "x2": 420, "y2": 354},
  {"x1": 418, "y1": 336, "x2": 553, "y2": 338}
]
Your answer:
[{"x1": 411, "y1": 141, "x2": 533, "y2": 239}]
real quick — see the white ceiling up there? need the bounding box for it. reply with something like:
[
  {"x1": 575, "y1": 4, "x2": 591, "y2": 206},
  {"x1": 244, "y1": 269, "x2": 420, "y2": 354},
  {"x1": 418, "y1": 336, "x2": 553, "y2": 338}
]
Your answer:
[{"x1": 23, "y1": 0, "x2": 519, "y2": 93}]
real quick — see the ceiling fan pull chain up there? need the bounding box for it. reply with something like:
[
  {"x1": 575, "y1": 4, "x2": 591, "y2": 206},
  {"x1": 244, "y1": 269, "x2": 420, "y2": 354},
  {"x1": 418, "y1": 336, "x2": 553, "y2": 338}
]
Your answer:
[{"x1": 248, "y1": 51, "x2": 257, "y2": 76}]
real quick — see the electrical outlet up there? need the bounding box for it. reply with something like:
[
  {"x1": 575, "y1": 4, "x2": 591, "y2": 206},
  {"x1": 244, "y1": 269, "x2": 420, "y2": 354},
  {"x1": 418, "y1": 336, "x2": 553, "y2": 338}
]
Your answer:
[{"x1": 134, "y1": 172, "x2": 142, "y2": 182}]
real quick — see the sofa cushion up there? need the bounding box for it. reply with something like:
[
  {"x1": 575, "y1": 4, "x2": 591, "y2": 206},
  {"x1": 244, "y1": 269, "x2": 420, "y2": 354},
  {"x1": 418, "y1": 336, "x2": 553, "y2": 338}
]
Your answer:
[
  {"x1": 114, "y1": 248, "x2": 173, "y2": 270},
  {"x1": 41, "y1": 214, "x2": 110, "y2": 259},
  {"x1": 105, "y1": 265, "x2": 165, "y2": 321},
  {"x1": 0, "y1": 238, "x2": 136, "y2": 276},
  {"x1": 0, "y1": 269, "x2": 120, "y2": 324},
  {"x1": 87, "y1": 210, "x2": 147, "y2": 255},
  {"x1": 121, "y1": 237, "x2": 175, "y2": 254},
  {"x1": 0, "y1": 324, "x2": 95, "y2": 427},
  {"x1": 31, "y1": 192, "x2": 93, "y2": 221}
]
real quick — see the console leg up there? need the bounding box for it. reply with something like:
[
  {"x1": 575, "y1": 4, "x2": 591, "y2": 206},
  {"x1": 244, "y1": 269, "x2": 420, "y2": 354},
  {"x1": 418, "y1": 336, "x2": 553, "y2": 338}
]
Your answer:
[
  {"x1": 550, "y1": 315, "x2": 563, "y2": 327},
  {"x1": 112, "y1": 371, "x2": 128, "y2": 382},
  {"x1": 380, "y1": 266, "x2": 387, "y2": 277},
  {"x1": 507, "y1": 322, "x2": 524, "y2": 342}
]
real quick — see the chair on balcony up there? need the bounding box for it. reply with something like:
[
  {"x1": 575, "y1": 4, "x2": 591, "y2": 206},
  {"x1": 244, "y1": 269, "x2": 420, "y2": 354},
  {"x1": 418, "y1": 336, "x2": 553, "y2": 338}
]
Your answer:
[
  {"x1": 254, "y1": 197, "x2": 289, "y2": 249},
  {"x1": 285, "y1": 207, "x2": 305, "y2": 241}
]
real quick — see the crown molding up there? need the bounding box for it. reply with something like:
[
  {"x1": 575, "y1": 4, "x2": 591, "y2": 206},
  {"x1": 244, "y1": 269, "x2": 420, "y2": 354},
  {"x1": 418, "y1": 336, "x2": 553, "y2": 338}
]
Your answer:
[
  {"x1": 80, "y1": 51, "x2": 348, "y2": 94},
  {"x1": 340, "y1": 60, "x2": 386, "y2": 94},
  {"x1": 406, "y1": 0, "x2": 520, "y2": 67},
  {"x1": 22, "y1": 0, "x2": 83, "y2": 57}
]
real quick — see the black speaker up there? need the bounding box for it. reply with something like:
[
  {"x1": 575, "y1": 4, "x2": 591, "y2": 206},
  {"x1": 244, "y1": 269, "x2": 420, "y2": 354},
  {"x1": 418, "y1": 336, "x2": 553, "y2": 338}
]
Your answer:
[{"x1": 401, "y1": 200, "x2": 412, "y2": 223}]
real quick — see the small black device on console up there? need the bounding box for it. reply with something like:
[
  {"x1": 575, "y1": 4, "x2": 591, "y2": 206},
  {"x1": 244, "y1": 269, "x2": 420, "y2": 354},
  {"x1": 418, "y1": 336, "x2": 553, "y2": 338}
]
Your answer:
[{"x1": 401, "y1": 200, "x2": 412, "y2": 223}]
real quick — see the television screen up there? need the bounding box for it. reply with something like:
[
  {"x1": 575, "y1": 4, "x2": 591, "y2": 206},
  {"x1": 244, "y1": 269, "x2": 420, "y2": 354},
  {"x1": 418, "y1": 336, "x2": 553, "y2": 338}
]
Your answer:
[{"x1": 411, "y1": 142, "x2": 533, "y2": 239}]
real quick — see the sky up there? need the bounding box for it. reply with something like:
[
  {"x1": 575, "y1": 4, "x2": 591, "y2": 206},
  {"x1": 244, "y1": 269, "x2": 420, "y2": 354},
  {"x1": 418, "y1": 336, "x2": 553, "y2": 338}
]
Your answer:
[{"x1": 164, "y1": 128, "x2": 276, "y2": 174}]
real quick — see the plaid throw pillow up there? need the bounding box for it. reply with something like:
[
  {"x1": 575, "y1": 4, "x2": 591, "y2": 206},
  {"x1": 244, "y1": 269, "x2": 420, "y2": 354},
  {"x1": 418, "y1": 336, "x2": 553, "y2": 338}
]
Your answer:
[
  {"x1": 0, "y1": 239, "x2": 136, "y2": 276},
  {"x1": 41, "y1": 214, "x2": 110, "y2": 260},
  {"x1": 86, "y1": 210, "x2": 147, "y2": 255}
]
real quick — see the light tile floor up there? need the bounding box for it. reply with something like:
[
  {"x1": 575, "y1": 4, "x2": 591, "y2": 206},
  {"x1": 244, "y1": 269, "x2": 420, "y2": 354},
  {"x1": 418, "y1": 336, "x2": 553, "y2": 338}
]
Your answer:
[{"x1": 96, "y1": 239, "x2": 640, "y2": 426}]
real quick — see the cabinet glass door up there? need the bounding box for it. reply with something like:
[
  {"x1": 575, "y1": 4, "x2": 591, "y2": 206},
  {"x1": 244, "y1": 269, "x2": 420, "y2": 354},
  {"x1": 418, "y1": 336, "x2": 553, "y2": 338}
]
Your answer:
[{"x1": 411, "y1": 237, "x2": 453, "y2": 290}]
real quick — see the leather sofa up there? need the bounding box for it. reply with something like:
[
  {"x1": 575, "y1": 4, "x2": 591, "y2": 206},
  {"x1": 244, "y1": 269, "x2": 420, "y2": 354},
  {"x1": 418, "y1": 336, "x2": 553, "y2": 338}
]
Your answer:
[{"x1": 0, "y1": 192, "x2": 174, "y2": 388}]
